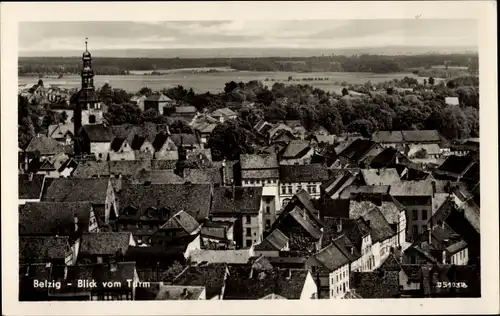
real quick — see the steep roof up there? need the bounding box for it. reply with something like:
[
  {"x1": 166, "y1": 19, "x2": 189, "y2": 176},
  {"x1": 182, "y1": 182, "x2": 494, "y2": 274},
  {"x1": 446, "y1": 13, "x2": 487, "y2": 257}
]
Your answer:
[
  {"x1": 309, "y1": 243, "x2": 350, "y2": 272},
  {"x1": 240, "y1": 153, "x2": 278, "y2": 170},
  {"x1": 340, "y1": 185, "x2": 390, "y2": 199},
  {"x1": 211, "y1": 107, "x2": 237, "y2": 117},
  {"x1": 79, "y1": 232, "x2": 132, "y2": 256},
  {"x1": 281, "y1": 140, "x2": 311, "y2": 159},
  {"x1": 146, "y1": 93, "x2": 172, "y2": 102},
  {"x1": 322, "y1": 217, "x2": 370, "y2": 252},
  {"x1": 172, "y1": 263, "x2": 228, "y2": 299},
  {"x1": 435, "y1": 155, "x2": 475, "y2": 177},
  {"x1": 361, "y1": 168, "x2": 401, "y2": 186},
  {"x1": 19, "y1": 202, "x2": 93, "y2": 235},
  {"x1": 25, "y1": 135, "x2": 65, "y2": 155},
  {"x1": 332, "y1": 234, "x2": 361, "y2": 262},
  {"x1": 82, "y1": 124, "x2": 112, "y2": 142},
  {"x1": 288, "y1": 207, "x2": 322, "y2": 239},
  {"x1": 211, "y1": 187, "x2": 263, "y2": 215},
  {"x1": 19, "y1": 236, "x2": 70, "y2": 263},
  {"x1": 266, "y1": 229, "x2": 289, "y2": 250},
  {"x1": 19, "y1": 174, "x2": 46, "y2": 200},
  {"x1": 338, "y1": 138, "x2": 377, "y2": 163},
  {"x1": 159, "y1": 210, "x2": 200, "y2": 235},
  {"x1": 169, "y1": 133, "x2": 200, "y2": 147},
  {"x1": 109, "y1": 160, "x2": 152, "y2": 177},
  {"x1": 279, "y1": 164, "x2": 330, "y2": 183},
  {"x1": 349, "y1": 200, "x2": 400, "y2": 225},
  {"x1": 118, "y1": 183, "x2": 211, "y2": 221},
  {"x1": 223, "y1": 266, "x2": 310, "y2": 300},
  {"x1": 110, "y1": 137, "x2": 126, "y2": 152},
  {"x1": 360, "y1": 207, "x2": 396, "y2": 243},
  {"x1": 48, "y1": 123, "x2": 74, "y2": 139},
  {"x1": 42, "y1": 178, "x2": 110, "y2": 204}
]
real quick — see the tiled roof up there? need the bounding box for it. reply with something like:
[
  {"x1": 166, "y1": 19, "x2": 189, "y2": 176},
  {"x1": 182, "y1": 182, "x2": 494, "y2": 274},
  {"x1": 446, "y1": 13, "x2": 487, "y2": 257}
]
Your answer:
[
  {"x1": 223, "y1": 266, "x2": 310, "y2": 300},
  {"x1": 25, "y1": 135, "x2": 65, "y2": 155},
  {"x1": 241, "y1": 169, "x2": 279, "y2": 179},
  {"x1": 389, "y1": 179, "x2": 433, "y2": 196},
  {"x1": 48, "y1": 123, "x2": 74, "y2": 139},
  {"x1": 436, "y1": 155, "x2": 476, "y2": 176},
  {"x1": 266, "y1": 229, "x2": 289, "y2": 250},
  {"x1": 110, "y1": 137, "x2": 126, "y2": 152},
  {"x1": 279, "y1": 164, "x2": 330, "y2": 183},
  {"x1": 372, "y1": 131, "x2": 404, "y2": 143},
  {"x1": 159, "y1": 210, "x2": 200, "y2": 235},
  {"x1": 151, "y1": 159, "x2": 177, "y2": 170},
  {"x1": 281, "y1": 140, "x2": 311, "y2": 159},
  {"x1": 169, "y1": 133, "x2": 200, "y2": 146},
  {"x1": 253, "y1": 239, "x2": 278, "y2": 251},
  {"x1": 189, "y1": 249, "x2": 251, "y2": 264},
  {"x1": 445, "y1": 240, "x2": 468, "y2": 255},
  {"x1": 109, "y1": 160, "x2": 152, "y2": 177},
  {"x1": 323, "y1": 217, "x2": 370, "y2": 252},
  {"x1": 338, "y1": 139, "x2": 376, "y2": 162},
  {"x1": 72, "y1": 161, "x2": 109, "y2": 178},
  {"x1": 173, "y1": 263, "x2": 228, "y2": 300},
  {"x1": 212, "y1": 107, "x2": 236, "y2": 117},
  {"x1": 118, "y1": 183, "x2": 211, "y2": 221},
  {"x1": 240, "y1": 153, "x2": 278, "y2": 169},
  {"x1": 82, "y1": 124, "x2": 112, "y2": 142},
  {"x1": 288, "y1": 207, "x2": 322, "y2": 239},
  {"x1": 369, "y1": 147, "x2": 405, "y2": 168},
  {"x1": 402, "y1": 130, "x2": 441, "y2": 143},
  {"x1": 19, "y1": 174, "x2": 46, "y2": 200},
  {"x1": 42, "y1": 178, "x2": 109, "y2": 203},
  {"x1": 349, "y1": 200, "x2": 400, "y2": 225},
  {"x1": 332, "y1": 234, "x2": 362, "y2": 262},
  {"x1": 79, "y1": 232, "x2": 132, "y2": 256},
  {"x1": 350, "y1": 271, "x2": 400, "y2": 298},
  {"x1": 321, "y1": 170, "x2": 358, "y2": 198},
  {"x1": 360, "y1": 207, "x2": 396, "y2": 243},
  {"x1": 19, "y1": 202, "x2": 93, "y2": 235},
  {"x1": 19, "y1": 236, "x2": 70, "y2": 263},
  {"x1": 152, "y1": 132, "x2": 170, "y2": 151},
  {"x1": 309, "y1": 243, "x2": 350, "y2": 272},
  {"x1": 211, "y1": 186, "x2": 262, "y2": 215},
  {"x1": 361, "y1": 168, "x2": 401, "y2": 186}
]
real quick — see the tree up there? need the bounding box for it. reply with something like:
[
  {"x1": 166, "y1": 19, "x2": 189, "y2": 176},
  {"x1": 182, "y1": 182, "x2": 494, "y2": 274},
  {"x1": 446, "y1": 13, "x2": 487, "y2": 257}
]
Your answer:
[
  {"x1": 169, "y1": 120, "x2": 193, "y2": 134},
  {"x1": 224, "y1": 81, "x2": 238, "y2": 94},
  {"x1": 414, "y1": 148, "x2": 428, "y2": 159},
  {"x1": 288, "y1": 76, "x2": 293, "y2": 81},
  {"x1": 104, "y1": 103, "x2": 142, "y2": 125},
  {"x1": 428, "y1": 77, "x2": 435, "y2": 85},
  {"x1": 139, "y1": 86, "x2": 153, "y2": 96},
  {"x1": 37, "y1": 79, "x2": 44, "y2": 87},
  {"x1": 341, "y1": 88, "x2": 349, "y2": 96},
  {"x1": 139, "y1": 108, "x2": 170, "y2": 125},
  {"x1": 423, "y1": 79, "x2": 427, "y2": 85},
  {"x1": 159, "y1": 261, "x2": 185, "y2": 282},
  {"x1": 207, "y1": 120, "x2": 255, "y2": 161},
  {"x1": 347, "y1": 119, "x2": 375, "y2": 137}
]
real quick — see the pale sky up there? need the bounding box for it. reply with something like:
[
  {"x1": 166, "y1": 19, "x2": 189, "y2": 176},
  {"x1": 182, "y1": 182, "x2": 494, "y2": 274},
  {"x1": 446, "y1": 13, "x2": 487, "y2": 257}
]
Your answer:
[{"x1": 19, "y1": 19, "x2": 478, "y2": 52}]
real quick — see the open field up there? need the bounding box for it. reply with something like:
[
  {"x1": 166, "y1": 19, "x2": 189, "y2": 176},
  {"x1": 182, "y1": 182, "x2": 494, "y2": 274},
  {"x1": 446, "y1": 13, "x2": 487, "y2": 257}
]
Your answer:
[{"x1": 19, "y1": 71, "x2": 431, "y2": 94}]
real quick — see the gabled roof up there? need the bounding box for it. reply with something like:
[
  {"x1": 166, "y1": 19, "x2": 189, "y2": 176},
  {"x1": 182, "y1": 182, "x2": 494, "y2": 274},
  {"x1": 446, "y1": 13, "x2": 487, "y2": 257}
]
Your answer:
[
  {"x1": 48, "y1": 123, "x2": 74, "y2": 139},
  {"x1": 211, "y1": 107, "x2": 236, "y2": 117},
  {"x1": 340, "y1": 185, "x2": 390, "y2": 199},
  {"x1": 19, "y1": 236, "x2": 70, "y2": 263},
  {"x1": 332, "y1": 234, "x2": 361, "y2": 262},
  {"x1": 146, "y1": 93, "x2": 172, "y2": 102},
  {"x1": 80, "y1": 232, "x2": 132, "y2": 256},
  {"x1": 25, "y1": 135, "x2": 65, "y2": 155},
  {"x1": 360, "y1": 207, "x2": 396, "y2": 243},
  {"x1": 19, "y1": 201, "x2": 93, "y2": 235},
  {"x1": 323, "y1": 217, "x2": 370, "y2": 252},
  {"x1": 240, "y1": 153, "x2": 278, "y2": 169},
  {"x1": 42, "y1": 178, "x2": 110, "y2": 204},
  {"x1": 118, "y1": 183, "x2": 211, "y2": 221},
  {"x1": 169, "y1": 133, "x2": 199, "y2": 146},
  {"x1": 19, "y1": 174, "x2": 46, "y2": 200},
  {"x1": 159, "y1": 210, "x2": 200, "y2": 235},
  {"x1": 211, "y1": 187, "x2": 263, "y2": 215},
  {"x1": 279, "y1": 164, "x2": 330, "y2": 183},
  {"x1": 72, "y1": 161, "x2": 110, "y2": 178},
  {"x1": 309, "y1": 243, "x2": 350, "y2": 272},
  {"x1": 338, "y1": 138, "x2": 376, "y2": 163},
  {"x1": 266, "y1": 229, "x2": 289, "y2": 250},
  {"x1": 281, "y1": 140, "x2": 311, "y2": 159},
  {"x1": 173, "y1": 263, "x2": 228, "y2": 300},
  {"x1": 321, "y1": 170, "x2": 359, "y2": 198},
  {"x1": 110, "y1": 137, "x2": 127, "y2": 152},
  {"x1": 82, "y1": 124, "x2": 112, "y2": 142},
  {"x1": 288, "y1": 207, "x2": 322, "y2": 239},
  {"x1": 361, "y1": 168, "x2": 401, "y2": 186},
  {"x1": 223, "y1": 266, "x2": 310, "y2": 300},
  {"x1": 435, "y1": 155, "x2": 476, "y2": 177}
]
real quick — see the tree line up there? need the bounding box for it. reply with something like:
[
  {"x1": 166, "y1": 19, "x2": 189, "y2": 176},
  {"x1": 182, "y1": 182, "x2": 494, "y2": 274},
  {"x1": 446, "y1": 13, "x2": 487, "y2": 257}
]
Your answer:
[{"x1": 19, "y1": 53, "x2": 478, "y2": 75}]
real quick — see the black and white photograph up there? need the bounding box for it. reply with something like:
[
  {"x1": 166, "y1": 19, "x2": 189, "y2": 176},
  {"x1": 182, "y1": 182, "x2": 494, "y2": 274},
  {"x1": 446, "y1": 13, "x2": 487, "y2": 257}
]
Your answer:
[{"x1": 2, "y1": 1, "x2": 498, "y2": 315}]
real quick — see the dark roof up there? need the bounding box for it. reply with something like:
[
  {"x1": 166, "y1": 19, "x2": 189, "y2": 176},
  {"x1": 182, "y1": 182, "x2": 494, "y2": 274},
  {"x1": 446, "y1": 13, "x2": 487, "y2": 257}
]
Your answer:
[
  {"x1": 79, "y1": 232, "x2": 132, "y2": 256},
  {"x1": 309, "y1": 243, "x2": 350, "y2": 272},
  {"x1": 331, "y1": 234, "x2": 361, "y2": 262},
  {"x1": 118, "y1": 183, "x2": 212, "y2": 221},
  {"x1": 279, "y1": 164, "x2": 330, "y2": 183},
  {"x1": 19, "y1": 202, "x2": 93, "y2": 235},
  {"x1": 241, "y1": 169, "x2": 279, "y2": 179},
  {"x1": 169, "y1": 134, "x2": 200, "y2": 147},
  {"x1": 223, "y1": 266, "x2": 310, "y2": 300},
  {"x1": 372, "y1": 131, "x2": 404, "y2": 143},
  {"x1": 436, "y1": 155, "x2": 475, "y2": 176},
  {"x1": 369, "y1": 147, "x2": 404, "y2": 168},
  {"x1": 152, "y1": 132, "x2": 169, "y2": 151},
  {"x1": 323, "y1": 217, "x2": 370, "y2": 252},
  {"x1": 130, "y1": 134, "x2": 147, "y2": 150},
  {"x1": 211, "y1": 187, "x2": 262, "y2": 215},
  {"x1": 240, "y1": 153, "x2": 278, "y2": 169},
  {"x1": 25, "y1": 136, "x2": 65, "y2": 155},
  {"x1": 287, "y1": 207, "x2": 322, "y2": 239},
  {"x1": 266, "y1": 229, "x2": 289, "y2": 250},
  {"x1": 110, "y1": 137, "x2": 126, "y2": 152},
  {"x1": 321, "y1": 169, "x2": 358, "y2": 198},
  {"x1": 19, "y1": 236, "x2": 70, "y2": 263},
  {"x1": 172, "y1": 263, "x2": 228, "y2": 299},
  {"x1": 159, "y1": 211, "x2": 200, "y2": 234},
  {"x1": 19, "y1": 174, "x2": 46, "y2": 200},
  {"x1": 360, "y1": 207, "x2": 396, "y2": 243},
  {"x1": 82, "y1": 124, "x2": 112, "y2": 142},
  {"x1": 350, "y1": 271, "x2": 400, "y2": 298},
  {"x1": 338, "y1": 139, "x2": 376, "y2": 163},
  {"x1": 108, "y1": 160, "x2": 152, "y2": 177},
  {"x1": 41, "y1": 178, "x2": 109, "y2": 203}
]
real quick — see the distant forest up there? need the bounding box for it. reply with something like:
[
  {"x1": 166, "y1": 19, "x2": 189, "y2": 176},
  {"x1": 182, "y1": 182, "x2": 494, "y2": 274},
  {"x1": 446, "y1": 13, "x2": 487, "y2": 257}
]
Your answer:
[{"x1": 19, "y1": 53, "x2": 479, "y2": 76}]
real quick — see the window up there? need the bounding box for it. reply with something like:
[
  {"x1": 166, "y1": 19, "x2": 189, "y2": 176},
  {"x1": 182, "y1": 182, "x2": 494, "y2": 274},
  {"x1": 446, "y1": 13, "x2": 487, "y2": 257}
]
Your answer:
[
  {"x1": 266, "y1": 206, "x2": 270, "y2": 214},
  {"x1": 246, "y1": 239, "x2": 252, "y2": 247},
  {"x1": 343, "y1": 283, "x2": 346, "y2": 293},
  {"x1": 281, "y1": 186, "x2": 287, "y2": 195},
  {"x1": 265, "y1": 220, "x2": 271, "y2": 229},
  {"x1": 421, "y1": 209, "x2": 428, "y2": 220},
  {"x1": 296, "y1": 185, "x2": 302, "y2": 192},
  {"x1": 246, "y1": 228, "x2": 251, "y2": 236},
  {"x1": 336, "y1": 275, "x2": 338, "y2": 282},
  {"x1": 421, "y1": 225, "x2": 427, "y2": 233},
  {"x1": 412, "y1": 225, "x2": 418, "y2": 237},
  {"x1": 282, "y1": 199, "x2": 290, "y2": 207},
  {"x1": 89, "y1": 115, "x2": 96, "y2": 124},
  {"x1": 412, "y1": 210, "x2": 418, "y2": 220},
  {"x1": 311, "y1": 185, "x2": 317, "y2": 194},
  {"x1": 246, "y1": 216, "x2": 251, "y2": 224}
]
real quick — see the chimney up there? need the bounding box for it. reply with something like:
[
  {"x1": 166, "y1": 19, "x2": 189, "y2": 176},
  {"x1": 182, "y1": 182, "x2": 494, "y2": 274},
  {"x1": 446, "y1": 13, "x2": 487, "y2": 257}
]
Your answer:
[
  {"x1": 337, "y1": 219, "x2": 343, "y2": 233},
  {"x1": 428, "y1": 228, "x2": 432, "y2": 244},
  {"x1": 64, "y1": 266, "x2": 68, "y2": 280},
  {"x1": 395, "y1": 154, "x2": 400, "y2": 165},
  {"x1": 74, "y1": 214, "x2": 79, "y2": 232},
  {"x1": 249, "y1": 267, "x2": 254, "y2": 279},
  {"x1": 231, "y1": 181, "x2": 235, "y2": 201},
  {"x1": 110, "y1": 263, "x2": 118, "y2": 272},
  {"x1": 287, "y1": 269, "x2": 292, "y2": 279},
  {"x1": 28, "y1": 173, "x2": 34, "y2": 181},
  {"x1": 116, "y1": 174, "x2": 123, "y2": 192}
]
